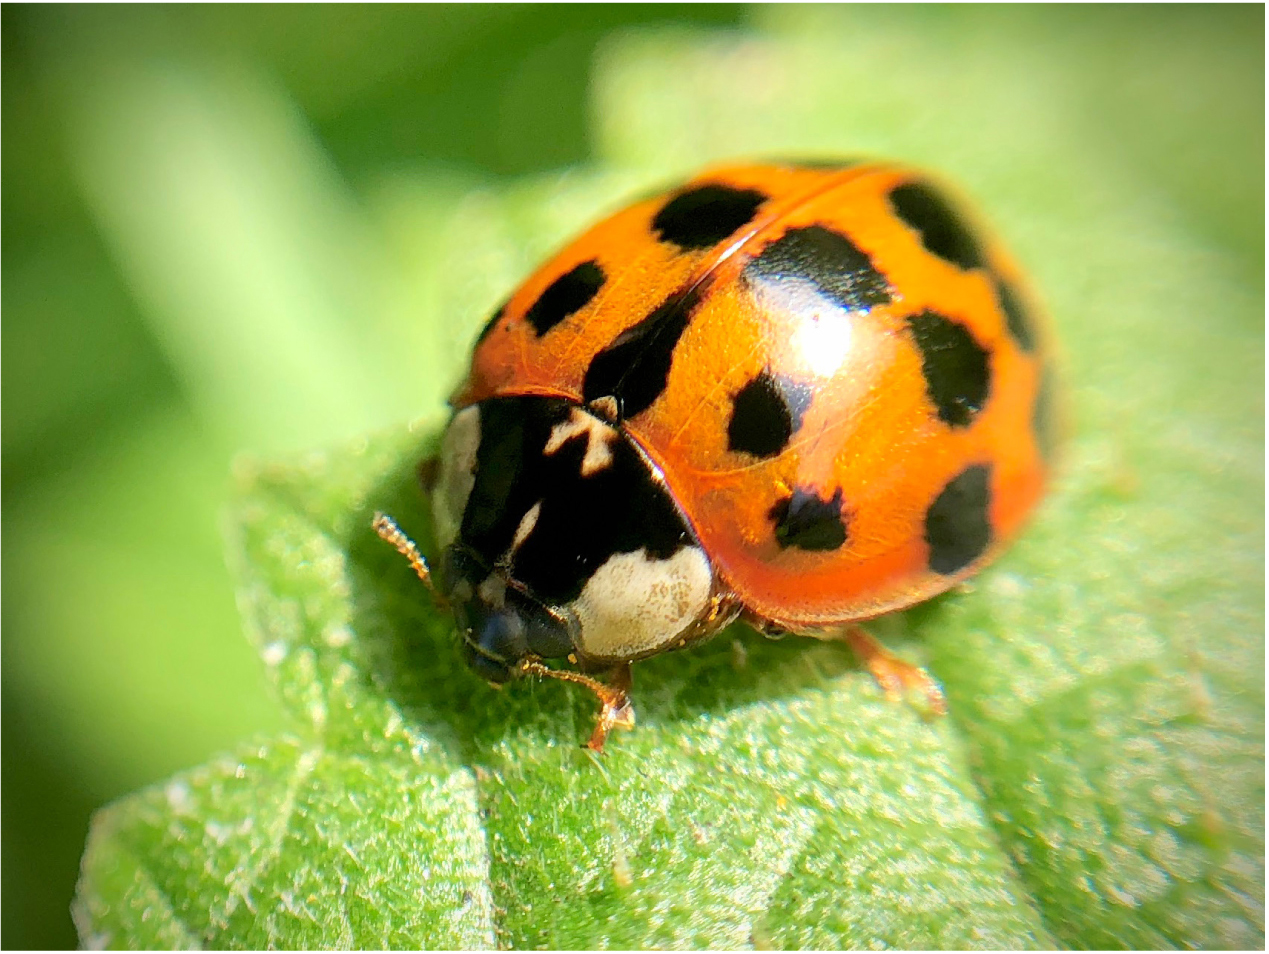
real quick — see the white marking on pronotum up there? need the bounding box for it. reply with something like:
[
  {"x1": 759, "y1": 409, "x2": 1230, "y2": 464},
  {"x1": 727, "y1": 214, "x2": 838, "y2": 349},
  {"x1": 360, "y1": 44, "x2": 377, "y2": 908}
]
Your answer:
[
  {"x1": 544, "y1": 407, "x2": 617, "y2": 476},
  {"x1": 573, "y1": 546, "x2": 712, "y2": 660},
  {"x1": 510, "y1": 501, "x2": 542, "y2": 552},
  {"x1": 434, "y1": 405, "x2": 481, "y2": 549}
]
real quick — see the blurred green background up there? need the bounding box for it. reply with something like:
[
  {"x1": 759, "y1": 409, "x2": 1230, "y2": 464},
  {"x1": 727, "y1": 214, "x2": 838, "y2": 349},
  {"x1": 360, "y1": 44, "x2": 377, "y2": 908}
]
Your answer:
[
  {"x1": 4, "y1": 7, "x2": 752, "y2": 946},
  {"x1": 2, "y1": 5, "x2": 1261, "y2": 949}
]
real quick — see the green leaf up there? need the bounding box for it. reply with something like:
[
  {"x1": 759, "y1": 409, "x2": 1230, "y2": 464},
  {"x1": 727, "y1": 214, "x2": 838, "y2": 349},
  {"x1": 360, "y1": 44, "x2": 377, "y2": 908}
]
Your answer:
[
  {"x1": 76, "y1": 9, "x2": 1262, "y2": 950},
  {"x1": 79, "y1": 427, "x2": 1051, "y2": 950},
  {"x1": 74, "y1": 736, "x2": 494, "y2": 949}
]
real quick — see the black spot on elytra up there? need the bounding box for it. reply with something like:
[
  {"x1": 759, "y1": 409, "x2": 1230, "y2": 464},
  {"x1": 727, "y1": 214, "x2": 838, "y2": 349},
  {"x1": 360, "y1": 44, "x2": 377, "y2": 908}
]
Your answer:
[
  {"x1": 906, "y1": 310, "x2": 991, "y2": 428},
  {"x1": 582, "y1": 283, "x2": 706, "y2": 419},
  {"x1": 454, "y1": 396, "x2": 695, "y2": 611},
  {"x1": 744, "y1": 225, "x2": 892, "y2": 314},
  {"x1": 653, "y1": 184, "x2": 768, "y2": 250},
  {"x1": 993, "y1": 275, "x2": 1036, "y2": 353},
  {"x1": 768, "y1": 487, "x2": 849, "y2": 552},
  {"x1": 475, "y1": 301, "x2": 508, "y2": 345},
  {"x1": 524, "y1": 260, "x2": 606, "y2": 337},
  {"x1": 1033, "y1": 367, "x2": 1058, "y2": 463},
  {"x1": 889, "y1": 181, "x2": 985, "y2": 272},
  {"x1": 728, "y1": 371, "x2": 813, "y2": 459},
  {"x1": 925, "y1": 464, "x2": 993, "y2": 575}
]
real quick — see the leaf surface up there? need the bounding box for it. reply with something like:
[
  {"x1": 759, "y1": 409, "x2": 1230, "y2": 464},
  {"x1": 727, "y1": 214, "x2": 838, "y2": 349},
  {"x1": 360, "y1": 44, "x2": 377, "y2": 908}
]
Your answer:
[{"x1": 76, "y1": 9, "x2": 1263, "y2": 949}]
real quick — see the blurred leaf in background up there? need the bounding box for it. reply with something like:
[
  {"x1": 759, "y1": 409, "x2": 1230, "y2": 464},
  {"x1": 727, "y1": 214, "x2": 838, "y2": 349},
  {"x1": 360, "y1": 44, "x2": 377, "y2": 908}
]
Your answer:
[
  {"x1": 1, "y1": 5, "x2": 743, "y2": 948},
  {"x1": 3, "y1": 4, "x2": 1262, "y2": 949}
]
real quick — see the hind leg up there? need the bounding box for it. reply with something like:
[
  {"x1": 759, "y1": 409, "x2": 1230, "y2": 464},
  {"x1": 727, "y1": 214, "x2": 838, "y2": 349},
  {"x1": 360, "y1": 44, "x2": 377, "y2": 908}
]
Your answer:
[{"x1": 832, "y1": 625, "x2": 946, "y2": 715}]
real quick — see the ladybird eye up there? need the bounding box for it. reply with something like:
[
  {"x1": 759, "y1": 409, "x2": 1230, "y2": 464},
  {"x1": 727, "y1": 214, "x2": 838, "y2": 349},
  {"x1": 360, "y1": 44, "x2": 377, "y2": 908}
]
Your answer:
[
  {"x1": 518, "y1": 601, "x2": 575, "y2": 659},
  {"x1": 466, "y1": 602, "x2": 528, "y2": 663},
  {"x1": 440, "y1": 546, "x2": 485, "y2": 597}
]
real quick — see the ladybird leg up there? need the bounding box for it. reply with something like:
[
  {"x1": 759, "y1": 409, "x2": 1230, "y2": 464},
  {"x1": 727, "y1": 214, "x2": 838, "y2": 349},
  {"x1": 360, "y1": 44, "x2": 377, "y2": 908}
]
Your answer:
[
  {"x1": 587, "y1": 663, "x2": 635, "y2": 752},
  {"x1": 838, "y1": 625, "x2": 947, "y2": 715},
  {"x1": 517, "y1": 659, "x2": 635, "y2": 752},
  {"x1": 373, "y1": 512, "x2": 438, "y2": 595}
]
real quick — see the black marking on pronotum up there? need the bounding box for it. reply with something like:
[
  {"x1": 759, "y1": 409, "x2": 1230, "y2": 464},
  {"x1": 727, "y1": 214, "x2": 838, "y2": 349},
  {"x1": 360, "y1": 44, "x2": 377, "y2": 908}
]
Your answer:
[
  {"x1": 475, "y1": 301, "x2": 508, "y2": 345},
  {"x1": 524, "y1": 260, "x2": 606, "y2": 337},
  {"x1": 727, "y1": 371, "x2": 813, "y2": 459},
  {"x1": 455, "y1": 396, "x2": 695, "y2": 609},
  {"x1": 582, "y1": 283, "x2": 707, "y2": 420},
  {"x1": 459, "y1": 397, "x2": 539, "y2": 553},
  {"x1": 906, "y1": 310, "x2": 991, "y2": 428},
  {"x1": 768, "y1": 487, "x2": 849, "y2": 552},
  {"x1": 888, "y1": 180, "x2": 985, "y2": 272},
  {"x1": 993, "y1": 274, "x2": 1036, "y2": 353},
  {"x1": 924, "y1": 464, "x2": 993, "y2": 575},
  {"x1": 653, "y1": 184, "x2": 768, "y2": 250},
  {"x1": 744, "y1": 225, "x2": 893, "y2": 314}
]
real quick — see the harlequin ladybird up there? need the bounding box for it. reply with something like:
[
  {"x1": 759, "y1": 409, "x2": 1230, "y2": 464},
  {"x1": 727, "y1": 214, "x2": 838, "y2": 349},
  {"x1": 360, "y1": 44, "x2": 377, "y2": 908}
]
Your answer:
[{"x1": 376, "y1": 160, "x2": 1054, "y2": 750}]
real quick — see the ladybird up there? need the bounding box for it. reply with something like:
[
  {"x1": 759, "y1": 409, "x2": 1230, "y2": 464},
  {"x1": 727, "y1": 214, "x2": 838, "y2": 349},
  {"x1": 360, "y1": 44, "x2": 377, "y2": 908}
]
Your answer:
[{"x1": 375, "y1": 160, "x2": 1054, "y2": 750}]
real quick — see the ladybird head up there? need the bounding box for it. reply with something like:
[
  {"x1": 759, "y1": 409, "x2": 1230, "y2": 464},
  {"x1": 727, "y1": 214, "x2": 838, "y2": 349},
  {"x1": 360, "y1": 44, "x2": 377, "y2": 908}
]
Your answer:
[
  {"x1": 431, "y1": 396, "x2": 716, "y2": 681},
  {"x1": 440, "y1": 544, "x2": 576, "y2": 684}
]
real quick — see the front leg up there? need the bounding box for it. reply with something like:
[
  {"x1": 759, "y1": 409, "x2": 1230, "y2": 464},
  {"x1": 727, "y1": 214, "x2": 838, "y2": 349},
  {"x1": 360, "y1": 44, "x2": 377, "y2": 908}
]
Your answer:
[{"x1": 517, "y1": 659, "x2": 635, "y2": 752}]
